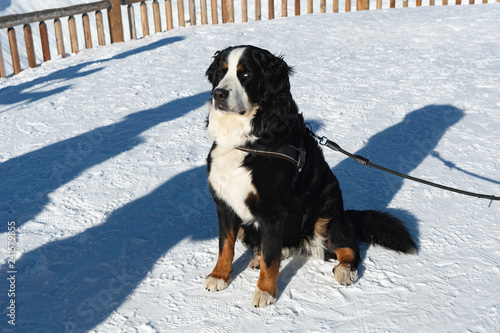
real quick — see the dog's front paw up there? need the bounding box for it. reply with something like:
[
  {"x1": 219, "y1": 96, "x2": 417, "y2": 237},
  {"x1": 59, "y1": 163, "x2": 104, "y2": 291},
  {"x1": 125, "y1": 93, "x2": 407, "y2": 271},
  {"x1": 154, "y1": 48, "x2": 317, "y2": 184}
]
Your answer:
[
  {"x1": 251, "y1": 287, "x2": 276, "y2": 308},
  {"x1": 205, "y1": 276, "x2": 229, "y2": 292},
  {"x1": 333, "y1": 264, "x2": 358, "y2": 286}
]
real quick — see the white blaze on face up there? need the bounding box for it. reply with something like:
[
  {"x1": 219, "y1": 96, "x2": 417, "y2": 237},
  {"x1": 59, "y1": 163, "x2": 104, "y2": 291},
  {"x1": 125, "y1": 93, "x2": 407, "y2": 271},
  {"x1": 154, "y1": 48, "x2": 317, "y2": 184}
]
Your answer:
[
  {"x1": 212, "y1": 47, "x2": 253, "y2": 113},
  {"x1": 207, "y1": 46, "x2": 261, "y2": 224}
]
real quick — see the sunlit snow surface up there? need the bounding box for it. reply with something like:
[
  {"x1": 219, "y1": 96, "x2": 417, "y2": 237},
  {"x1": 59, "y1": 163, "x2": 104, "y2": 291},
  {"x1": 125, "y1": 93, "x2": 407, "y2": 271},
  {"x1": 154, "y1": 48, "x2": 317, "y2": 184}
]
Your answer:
[{"x1": 1, "y1": 3, "x2": 499, "y2": 332}]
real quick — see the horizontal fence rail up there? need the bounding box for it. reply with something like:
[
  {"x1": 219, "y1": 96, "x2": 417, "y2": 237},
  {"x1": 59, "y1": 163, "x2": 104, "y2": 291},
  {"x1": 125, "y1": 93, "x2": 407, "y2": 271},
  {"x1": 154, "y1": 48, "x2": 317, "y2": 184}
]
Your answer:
[
  {"x1": 0, "y1": 1, "x2": 112, "y2": 29},
  {"x1": 0, "y1": 0, "x2": 498, "y2": 78}
]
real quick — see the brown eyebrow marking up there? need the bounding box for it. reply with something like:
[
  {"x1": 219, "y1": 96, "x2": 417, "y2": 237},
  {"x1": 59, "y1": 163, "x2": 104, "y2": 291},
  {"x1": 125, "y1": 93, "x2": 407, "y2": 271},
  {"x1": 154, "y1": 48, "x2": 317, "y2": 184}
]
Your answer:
[{"x1": 237, "y1": 65, "x2": 245, "y2": 71}]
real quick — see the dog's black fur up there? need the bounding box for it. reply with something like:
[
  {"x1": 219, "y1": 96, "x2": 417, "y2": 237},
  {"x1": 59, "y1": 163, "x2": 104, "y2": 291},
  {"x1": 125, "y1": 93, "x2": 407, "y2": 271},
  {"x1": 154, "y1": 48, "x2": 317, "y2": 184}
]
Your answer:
[{"x1": 204, "y1": 45, "x2": 417, "y2": 307}]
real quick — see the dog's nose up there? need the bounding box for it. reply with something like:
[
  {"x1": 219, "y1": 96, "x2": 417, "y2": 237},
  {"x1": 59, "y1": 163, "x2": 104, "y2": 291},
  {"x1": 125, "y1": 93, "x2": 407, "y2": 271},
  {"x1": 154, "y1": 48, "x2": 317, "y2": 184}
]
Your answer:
[{"x1": 213, "y1": 88, "x2": 229, "y2": 102}]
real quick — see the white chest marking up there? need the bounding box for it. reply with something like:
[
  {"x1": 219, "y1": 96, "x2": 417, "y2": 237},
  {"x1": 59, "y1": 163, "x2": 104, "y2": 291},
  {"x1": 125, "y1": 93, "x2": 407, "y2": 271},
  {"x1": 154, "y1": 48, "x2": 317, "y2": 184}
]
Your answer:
[{"x1": 208, "y1": 145, "x2": 256, "y2": 223}]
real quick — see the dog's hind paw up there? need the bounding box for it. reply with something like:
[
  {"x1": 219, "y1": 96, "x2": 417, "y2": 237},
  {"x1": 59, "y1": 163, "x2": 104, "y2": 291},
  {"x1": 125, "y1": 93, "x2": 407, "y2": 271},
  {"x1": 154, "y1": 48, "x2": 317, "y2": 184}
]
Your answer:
[
  {"x1": 248, "y1": 253, "x2": 261, "y2": 270},
  {"x1": 251, "y1": 287, "x2": 276, "y2": 308},
  {"x1": 205, "y1": 276, "x2": 229, "y2": 292},
  {"x1": 333, "y1": 264, "x2": 358, "y2": 286}
]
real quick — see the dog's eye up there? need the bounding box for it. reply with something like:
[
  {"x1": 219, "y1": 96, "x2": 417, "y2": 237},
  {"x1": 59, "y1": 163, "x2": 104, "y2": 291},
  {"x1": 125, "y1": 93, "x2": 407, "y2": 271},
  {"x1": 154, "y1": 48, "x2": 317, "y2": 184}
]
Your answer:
[{"x1": 239, "y1": 72, "x2": 251, "y2": 79}]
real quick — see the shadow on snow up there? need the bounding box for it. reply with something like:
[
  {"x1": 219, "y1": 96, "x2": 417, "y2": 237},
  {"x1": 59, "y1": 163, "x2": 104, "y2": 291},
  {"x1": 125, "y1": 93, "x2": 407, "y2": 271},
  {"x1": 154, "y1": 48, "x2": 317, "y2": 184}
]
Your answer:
[
  {"x1": 1, "y1": 104, "x2": 464, "y2": 331},
  {"x1": 0, "y1": 36, "x2": 185, "y2": 110},
  {"x1": 330, "y1": 104, "x2": 464, "y2": 277},
  {"x1": 0, "y1": 90, "x2": 208, "y2": 227}
]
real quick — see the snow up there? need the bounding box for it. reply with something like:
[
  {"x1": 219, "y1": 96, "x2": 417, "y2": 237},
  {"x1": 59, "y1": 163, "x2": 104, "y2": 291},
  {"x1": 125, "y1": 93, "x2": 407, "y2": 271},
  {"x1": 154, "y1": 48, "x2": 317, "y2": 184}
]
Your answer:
[{"x1": 1, "y1": 2, "x2": 500, "y2": 332}]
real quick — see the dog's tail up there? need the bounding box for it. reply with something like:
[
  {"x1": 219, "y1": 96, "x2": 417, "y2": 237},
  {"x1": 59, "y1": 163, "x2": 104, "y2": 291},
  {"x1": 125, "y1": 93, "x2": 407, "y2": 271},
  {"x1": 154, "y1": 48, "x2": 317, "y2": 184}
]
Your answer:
[{"x1": 346, "y1": 210, "x2": 418, "y2": 254}]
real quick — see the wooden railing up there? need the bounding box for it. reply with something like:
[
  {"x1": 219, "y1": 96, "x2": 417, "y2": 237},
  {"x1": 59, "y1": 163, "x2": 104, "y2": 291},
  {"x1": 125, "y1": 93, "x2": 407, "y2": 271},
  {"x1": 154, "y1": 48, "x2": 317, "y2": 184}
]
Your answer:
[
  {"x1": 0, "y1": 1, "x2": 114, "y2": 78},
  {"x1": 0, "y1": 0, "x2": 498, "y2": 78}
]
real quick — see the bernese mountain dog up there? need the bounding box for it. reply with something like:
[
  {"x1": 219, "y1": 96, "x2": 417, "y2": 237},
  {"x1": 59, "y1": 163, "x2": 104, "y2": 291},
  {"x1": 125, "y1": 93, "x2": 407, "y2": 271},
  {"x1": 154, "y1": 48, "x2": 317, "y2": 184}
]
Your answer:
[{"x1": 204, "y1": 45, "x2": 417, "y2": 308}]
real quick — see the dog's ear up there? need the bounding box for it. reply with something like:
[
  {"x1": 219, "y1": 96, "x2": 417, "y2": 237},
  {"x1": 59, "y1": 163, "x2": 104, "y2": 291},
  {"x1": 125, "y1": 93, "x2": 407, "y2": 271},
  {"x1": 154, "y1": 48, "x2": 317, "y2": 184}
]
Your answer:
[
  {"x1": 205, "y1": 50, "x2": 224, "y2": 85},
  {"x1": 253, "y1": 50, "x2": 294, "y2": 100}
]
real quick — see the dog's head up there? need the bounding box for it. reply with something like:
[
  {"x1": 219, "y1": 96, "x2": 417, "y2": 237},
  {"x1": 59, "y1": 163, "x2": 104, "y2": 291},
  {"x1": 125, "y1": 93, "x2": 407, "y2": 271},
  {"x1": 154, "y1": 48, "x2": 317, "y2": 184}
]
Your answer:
[{"x1": 205, "y1": 45, "x2": 293, "y2": 115}]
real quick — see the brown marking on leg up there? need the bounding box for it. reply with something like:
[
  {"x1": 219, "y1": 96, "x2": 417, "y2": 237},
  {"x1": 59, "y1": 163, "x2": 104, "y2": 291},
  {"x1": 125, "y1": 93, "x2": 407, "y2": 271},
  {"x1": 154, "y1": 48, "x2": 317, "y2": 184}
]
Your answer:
[
  {"x1": 251, "y1": 257, "x2": 280, "y2": 307},
  {"x1": 207, "y1": 229, "x2": 236, "y2": 283},
  {"x1": 256, "y1": 258, "x2": 280, "y2": 298},
  {"x1": 335, "y1": 247, "x2": 355, "y2": 267}
]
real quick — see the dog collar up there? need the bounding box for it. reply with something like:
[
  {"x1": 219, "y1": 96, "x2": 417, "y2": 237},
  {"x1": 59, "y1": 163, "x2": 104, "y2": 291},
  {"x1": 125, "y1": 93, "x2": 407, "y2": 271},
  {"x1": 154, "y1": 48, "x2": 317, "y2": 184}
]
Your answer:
[{"x1": 236, "y1": 145, "x2": 306, "y2": 172}]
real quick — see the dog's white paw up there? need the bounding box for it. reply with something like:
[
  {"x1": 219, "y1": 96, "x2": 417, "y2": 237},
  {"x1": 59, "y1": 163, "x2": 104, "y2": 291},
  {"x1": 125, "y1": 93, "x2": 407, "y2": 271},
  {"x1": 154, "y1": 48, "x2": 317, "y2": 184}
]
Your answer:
[
  {"x1": 205, "y1": 276, "x2": 228, "y2": 292},
  {"x1": 251, "y1": 288, "x2": 276, "y2": 308},
  {"x1": 333, "y1": 264, "x2": 358, "y2": 286}
]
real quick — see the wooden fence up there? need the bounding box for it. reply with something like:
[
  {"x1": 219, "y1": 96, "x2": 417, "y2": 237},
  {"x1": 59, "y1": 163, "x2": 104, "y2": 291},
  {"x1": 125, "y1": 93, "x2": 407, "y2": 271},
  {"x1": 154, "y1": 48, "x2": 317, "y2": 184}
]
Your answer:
[{"x1": 0, "y1": 0, "x2": 498, "y2": 78}]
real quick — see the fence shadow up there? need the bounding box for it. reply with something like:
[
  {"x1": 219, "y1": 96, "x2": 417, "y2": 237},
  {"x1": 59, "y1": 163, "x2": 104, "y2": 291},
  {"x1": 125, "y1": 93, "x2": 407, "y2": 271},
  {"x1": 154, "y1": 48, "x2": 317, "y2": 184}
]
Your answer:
[
  {"x1": 0, "y1": 91, "x2": 208, "y2": 229},
  {"x1": 1, "y1": 165, "x2": 217, "y2": 332},
  {"x1": 330, "y1": 104, "x2": 464, "y2": 275},
  {"x1": 0, "y1": 36, "x2": 184, "y2": 109},
  {"x1": 0, "y1": 0, "x2": 11, "y2": 12}
]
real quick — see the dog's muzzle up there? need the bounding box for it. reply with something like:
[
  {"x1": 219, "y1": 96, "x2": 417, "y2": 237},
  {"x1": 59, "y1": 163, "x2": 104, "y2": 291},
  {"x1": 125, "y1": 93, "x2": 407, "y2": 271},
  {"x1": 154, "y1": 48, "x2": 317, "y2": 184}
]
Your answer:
[{"x1": 212, "y1": 88, "x2": 231, "y2": 112}]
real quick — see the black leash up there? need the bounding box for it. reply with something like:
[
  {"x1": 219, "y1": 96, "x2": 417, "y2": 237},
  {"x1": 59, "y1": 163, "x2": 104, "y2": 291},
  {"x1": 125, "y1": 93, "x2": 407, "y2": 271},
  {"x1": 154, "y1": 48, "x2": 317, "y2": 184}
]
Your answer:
[{"x1": 306, "y1": 126, "x2": 499, "y2": 207}]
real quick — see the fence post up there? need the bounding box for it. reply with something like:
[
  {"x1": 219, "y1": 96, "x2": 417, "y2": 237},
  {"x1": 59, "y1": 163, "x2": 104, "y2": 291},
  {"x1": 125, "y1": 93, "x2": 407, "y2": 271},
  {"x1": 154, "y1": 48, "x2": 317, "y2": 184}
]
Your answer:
[
  {"x1": 165, "y1": 0, "x2": 174, "y2": 29},
  {"x1": 108, "y1": 0, "x2": 124, "y2": 43},
  {"x1": 140, "y1": 2, "x2": 150, "y2": 35},
  {"x1": 222, "y1": 0, "x2": 233, "y2": 22},
  {"x1": 200, "y1": 0, "x2": 208, "y2": 24},
  {"x1": 127, "y1": 4, "x2": 137, "y2": 39},
  {"x1": 68, "y1": 16, "x2": 79, "y2": 54},
  {"x1": 189, "y1": 0, "x2": 197, "y2": 25},
  {"x1": 242, "y1": 0, "x2": 248, "y2": 22},
  {"x1": 7, "y1": 28, "x2": 21, "y2": 75},
  {"x1": 256, "y1": 0, "x2": 261, "y2": 20},
  {"x1": 96, "y1": 10, "x2": 106, "y2": 45},
  {"x1": 333, "y1": 0, "x2": 339, "y2": 12},
  {"x1": 54, "y1": 18, "x2": 65, "y2": 57},
  {"x1": 178, "y1": 0, "x2": 186, "y2": 27},
  {"x1": 83, "y1": 13, "x2": 93, "y2": 49},
  {"x1": 269, "y1": 0, "x2": 275, "y2": 19},
  {"x1": 39, "y1": 21, "x2": 51, "y2": 61},
  {"x1": 23, "y1": 24, "x2": 37, "y2": 68},
  {"x1": 210, "y1": 0, "x2": 218, "y2": 23},
  {"x1": 0, "y1": 39, "x2": 5, "y2": 78},
  {"x1": 153, "y1": 0, "x2": 162, "y2": 31}
]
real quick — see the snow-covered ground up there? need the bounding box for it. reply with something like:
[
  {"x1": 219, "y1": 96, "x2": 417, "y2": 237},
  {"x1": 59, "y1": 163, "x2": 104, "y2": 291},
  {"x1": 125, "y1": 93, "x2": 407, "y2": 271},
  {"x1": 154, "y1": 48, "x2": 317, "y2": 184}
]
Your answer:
[{"x1": 1, "y1": 2, "x2": 499, "y2": 332}]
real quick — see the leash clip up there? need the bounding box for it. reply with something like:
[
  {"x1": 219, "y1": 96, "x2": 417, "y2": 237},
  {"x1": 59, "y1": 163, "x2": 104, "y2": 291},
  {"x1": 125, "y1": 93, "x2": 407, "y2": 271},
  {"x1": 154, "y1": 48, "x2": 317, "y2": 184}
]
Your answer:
[{"x1": 297, "y1": 146, "x2": 307, "y2": 172}]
